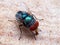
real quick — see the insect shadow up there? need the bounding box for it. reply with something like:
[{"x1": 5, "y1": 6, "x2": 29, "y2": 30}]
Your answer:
[
  {"x1": 8, "y1": 20, "x2": 35, "y2": 40},
  {"x1": 19, "y1": 25, "x2": 36, "y2": 40}
]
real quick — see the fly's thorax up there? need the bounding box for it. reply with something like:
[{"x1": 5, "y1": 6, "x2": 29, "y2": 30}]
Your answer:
[{"x1": 23, "y1": 16, "x2": 36, "y2": 27}]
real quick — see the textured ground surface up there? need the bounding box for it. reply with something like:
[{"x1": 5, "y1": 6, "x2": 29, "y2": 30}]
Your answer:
[{"x1": 0, "y1": 0, "x2": 60, "y2": 45}]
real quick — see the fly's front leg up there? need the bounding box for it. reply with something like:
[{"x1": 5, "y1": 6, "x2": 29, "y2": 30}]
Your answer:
[
  {"x1": 19, "y1": 23, "x2": 24, "y2": 40},
  {"x1": 32, "y1": 14, "x2": 44, "y2": 21}
]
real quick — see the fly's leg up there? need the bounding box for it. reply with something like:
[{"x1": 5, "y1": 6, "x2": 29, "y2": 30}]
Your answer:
[
  {"x1": 32, "y1": 14, "x2": 44, "y2": 21},
  {"x1": 19, "y1": 23, "x2": 24, "y2": 40},
  {"x1": 8, "y1": 19, "x2": 23, "y2": 40},
  {"x1": 32, "y1": 29, "x2": 39, "y2": 40},
  {"x1": 31, "y1": 31, "x2": 36, "y2": 40},
  {"x1": 35, "y1": 29, "x2": 39, "y2": 35}
]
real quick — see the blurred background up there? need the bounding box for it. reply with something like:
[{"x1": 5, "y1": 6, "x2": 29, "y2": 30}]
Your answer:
[{"x1": 0, "y1": 0, "x2": 60, "y2": 45}]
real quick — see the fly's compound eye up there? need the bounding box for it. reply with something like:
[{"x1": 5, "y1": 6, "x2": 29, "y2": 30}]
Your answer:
[{"x1": 16, "y1": 11, "x2": 22, "y2": 20}]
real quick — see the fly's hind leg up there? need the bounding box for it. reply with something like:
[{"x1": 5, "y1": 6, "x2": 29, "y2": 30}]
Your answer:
[
  {"x1": 19, "y1": 23, "x2": 24, "y2": 40},
  {"x1": 32, "y1": 29, "x2": 39, "y2": 40},
  {"x1": 30, "y1": 31, "x2": 36, "y2": 40},
  {"x1": 35, "y1": 29, "x2": 39, "y2": 35}
]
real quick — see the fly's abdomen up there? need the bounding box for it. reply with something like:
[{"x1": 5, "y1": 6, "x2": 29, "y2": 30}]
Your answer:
[{"x1": 29, "y1": 21, "x2": 39, "y2": 31}]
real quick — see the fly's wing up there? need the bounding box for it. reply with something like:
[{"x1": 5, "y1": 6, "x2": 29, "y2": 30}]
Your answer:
[
  {"x1": 20, "y1": 2, "x2": 32, "y2": 14},
  {"x1": 19, "y1": 2, "x2": 27, "y2": 11},
  {"x1": 20, "y1": 2, "x2": 44, "y2": 21}
]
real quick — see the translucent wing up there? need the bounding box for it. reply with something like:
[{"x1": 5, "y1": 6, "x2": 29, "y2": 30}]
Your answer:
[
  {"x1": 20, "y1": 2, "x2": 32, "y2": 14},
  {"x1": 20, "y1": 2, "x2": 44, "y2": 21}
]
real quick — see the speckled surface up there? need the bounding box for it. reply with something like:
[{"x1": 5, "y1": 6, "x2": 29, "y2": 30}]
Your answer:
[{"x1": 0, "y1": 0, "x2": 60, "y2": 45}]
